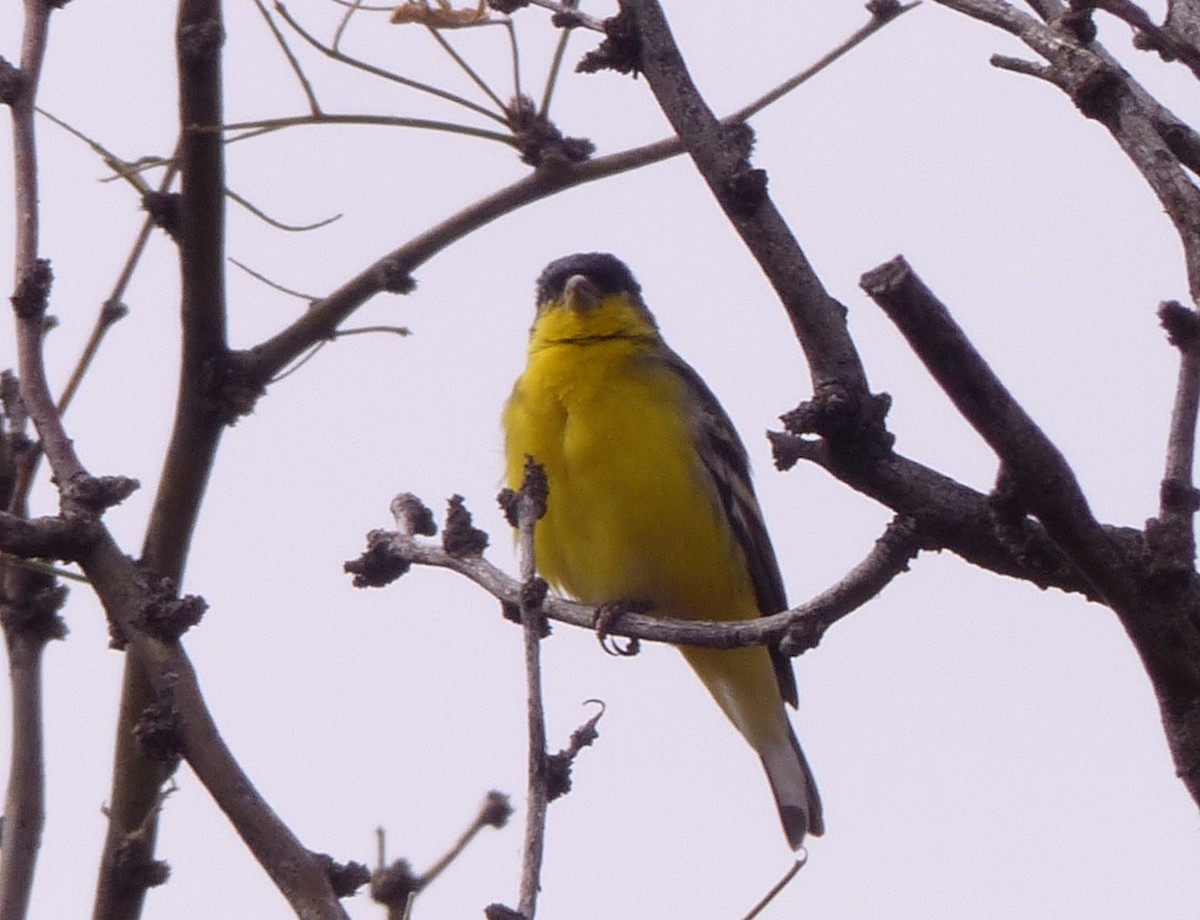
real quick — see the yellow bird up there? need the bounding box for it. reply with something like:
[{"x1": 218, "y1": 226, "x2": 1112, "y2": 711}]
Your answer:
[{"x1": 503, "y1": 252, "x2": 823, "y2": 847}]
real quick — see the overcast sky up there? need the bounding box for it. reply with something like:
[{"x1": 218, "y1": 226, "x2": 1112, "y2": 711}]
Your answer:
[{"x1": 1, "y1": 1, "x2": 1198, "y2": 918}]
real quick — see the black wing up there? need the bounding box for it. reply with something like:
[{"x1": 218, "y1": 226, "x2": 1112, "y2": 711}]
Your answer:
[{"x1": 657, "y1": 347, "x2": 798, "y2": 708}]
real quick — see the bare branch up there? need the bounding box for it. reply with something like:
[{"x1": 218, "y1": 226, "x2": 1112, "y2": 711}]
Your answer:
[
  {"x1": 348, "y1": 495, "x2": 920, "y2": 654},
  {"x1": 860, "y1": 256, "x2": 1135, "y2": 606},
  {"x1": 1158, "y1": 301, "x2": 1200, "y2": 517},
  {"x1": 938, "y1": 0, "x2": 1200, "y2": 300},
  {"x1": 226, "y1": 186, "x2": 342, "y2": 232},
  {"x1": 860, "y1": 256, "x2": 1200, "y2": 807},
  {"x1": 9, "y1": 2, "x2": 86, "y2": 491},
  {"x1": 96, "y1": 1, "x2": 234, "y2": 914},
  {"x1": 513, "y1": 461, "x2": 548, "y2": 920},
  {"x1": 80, "y1": 533, "x2": 355, "y2": 919},
  {"x1": 241, "y1": 142, "x2": 682, "y2": 381},
  {"x1": 769, "y1": 431, "x2": 1130, "y2": 599},
  {"x1": 372, "y1": 793, "x2": 512, "y2": 917},
  {"x1": 733, "y1": 1, "x2": 920, "y2": 122},
  {"x1": 234, "y1": 7, "x2": 907, "y2": 384},
  {"x1": 780, "y1": 516, "x2": 924, "y2": 654},
  {"x1": 1024, "y1": 0, "x2": 1066, "y2": 20},
  {"x1": 1166, "y1": 0, "x2": 1200, "y2": 49},
  {"x1": 625, "y1": 0, "x2": 872, "y2": 401},
  {"x1": 423, "y1": 22, "x2": 509, "y2": 113},
  {"x1": 252, "y1": 0, "x2": 322, "y2": 115},
  {"x1": 741, "y1": 858, "x2": 805, "y2": 920},
  {"x1": 1146, "y1": 301, "x2": 1200, "y2": 581},
  {"x1": 537, "y1": 17, "x2": 573, "y2": 116},
  {"x1": 220, "y1": 112, "x2": 517, "y2": 147},
  {"x1": 0, "y1": 564, "x2": 65, "y2": 920},
  {"x1": 0, "y1": 511, "x2": 100, "y2": 561},
  {"x1": 274, "y1": 2, "x2": 509, "y2": 124},
  {"x1": 1089, "y1": 0, "x2": 1200, "y2": 80},
  {"x1": 58, "y1": 156, "x2": 179, "y2": 418},
  {"x1": 524, "y1": 0, "x2": 606, "y2": 32}
]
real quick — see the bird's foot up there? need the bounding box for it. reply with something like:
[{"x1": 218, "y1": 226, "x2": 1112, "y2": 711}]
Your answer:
[{"x1": 593, "y1": 600, "x2": 650, "y2": 657}]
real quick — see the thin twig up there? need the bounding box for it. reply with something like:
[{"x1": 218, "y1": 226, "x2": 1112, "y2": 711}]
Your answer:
[
  {"x1": 741, "y1": 857, "x2": 805, "y2": 920},
  {"x1": 1159, "y1": 301, "x2": 1200, "y2": 520},
  {"x1": 504, "y1": 18, "x2": 523, "y2": 104},
  {"x1": 10, "y1": 9, "x2": 86, "y2": 489},
  {"x1": 220, "y1": 112, "x2": 516, "y2": 147},
  {"x1": 515, "y1": 463, "x2": 548, "y2": 919},
  {"x1": 35, "y1": 107, "x2": 155, "y2": 194},
  {"x1": 227, "y1": 187, "x2": 342, "y2": 231},
  {"x1": 57, "y1": 158, "x2": 178, "y2": 419},
  {"x1": 252, "y1": 0, "x2": 322, "y2": 114},
  {"x1": 269, "y1": 343, "x2": 328, "y2": 383},
  {"x1": 539, "y1": 19, "x2": 574, "y2": 117},
  {"x1": 333, "y1": 0, "x2": 367, "y2": 52},
  {"x1": 425, "y1": 24, "x2": 508, "y2": 114},
  {"x1": 230, "y1": 257, "x2": 321, "y2": 300},
  {"x1": 242, "y1": 7, "x2": 908, "y2": 382},
  {"x1": 733, "y1": 1, "x2": 921, "y2": 121},
  {"x1": 1149, "y1": 301, "x2": 1200, "y2": 577},
  {"x1": 420, "y1": 792, "x2": 512, "y2": 889},
  {"x1": 937, "y1": 0, "x2": 1200, "y2": 300},
  {"x1": 334, "y1": 324, "x2": 411, "y2": 338},
  {"x1": 275, "y1": 2, "x2": 508, "y2": 124}
]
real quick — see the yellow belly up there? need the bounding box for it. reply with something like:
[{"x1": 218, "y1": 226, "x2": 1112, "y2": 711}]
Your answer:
[
  {"x1": 504, "y1": 334, "x2": 794, "y2": 755},
  {"x1": 504, "y1": 339, "x2": 756, "y2": 624}
]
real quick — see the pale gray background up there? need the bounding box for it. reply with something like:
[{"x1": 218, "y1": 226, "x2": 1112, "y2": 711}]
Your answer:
[{"x1": 0, "y1": 1, "x2": 1197, "y2": 917}]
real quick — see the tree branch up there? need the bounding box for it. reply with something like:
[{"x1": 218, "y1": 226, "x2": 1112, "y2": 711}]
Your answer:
[
  {"x1": 239, "y1": 4, "x2": 907, "y2": 388},
  {"x1": 937, "y1": 0, "x2": 1200, "y2": 302},
  {"x1": 347, "y1": 495, "x2": 921, "y2": 654},
  {"x1": 0, "y1": 564, "x2": 65, "y2": 920},
  {"x1": 513, "y1": 464, "x2": 548, "y2": 920},
  {"x1": 80, "y1": 533, "x2": 354, "y2": 920},
  {"x1": 769, "y1": 431, "x2": 1141, "y2": 600},
  {"x1": 2, "y1": 2, "x2": 72, "y2": 915},
  {"x1": 624, "y1": 0, "x2": 872, "y2": 402},
  {"x1": 1088, "y1": 0, "x2": 1200, "y2": 80},
  {"x1": 860, "y1": 255, "x2": 1200, "y2": 808},
  {"x1": 96, "y1": 1, "x2": 233, "y2": 916},
  {"x1": 862, "y1": 257, "x2": 1136, "y2": 603},
  {"x1": 1146, "y1": 300, "x2": 1200, "y2": 581}
]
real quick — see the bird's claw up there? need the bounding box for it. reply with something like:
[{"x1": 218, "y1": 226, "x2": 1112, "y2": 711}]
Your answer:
[{"x1": 593, "y1": 600, "x2": 648, "y2": 657}]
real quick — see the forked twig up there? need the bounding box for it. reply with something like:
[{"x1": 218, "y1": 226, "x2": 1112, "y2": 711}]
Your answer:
[
  {"x1": 275, "y1": 2, "x2": 508, "y2": 123},
  {"x1": 424, "y1": 21, "x2": 510, "y2": 113}
]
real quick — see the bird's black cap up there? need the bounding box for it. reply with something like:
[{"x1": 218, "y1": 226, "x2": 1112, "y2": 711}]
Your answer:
[{"x1": 535, "y1": 252, "x2": 641, "y2": 305}]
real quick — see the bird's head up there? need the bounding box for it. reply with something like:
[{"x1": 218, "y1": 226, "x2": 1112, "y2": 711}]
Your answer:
[{"x1": 530, "y1": 252, "x2": 659, "y2": 344}]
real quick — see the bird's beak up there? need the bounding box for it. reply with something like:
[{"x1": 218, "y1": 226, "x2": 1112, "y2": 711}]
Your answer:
[{"x1": 563, "y1": 274, "x2": 602, "y2": 312}]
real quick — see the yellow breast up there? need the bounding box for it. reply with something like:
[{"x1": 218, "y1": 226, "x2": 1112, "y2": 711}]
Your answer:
[{"x1": 503, "y1": 328, "x2": 756, "y2": 622}]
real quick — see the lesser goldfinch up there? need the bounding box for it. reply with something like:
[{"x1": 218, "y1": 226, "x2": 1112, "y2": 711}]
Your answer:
[{"x1": 503, "y1": 252, "x2": 823, "y2": 848}]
